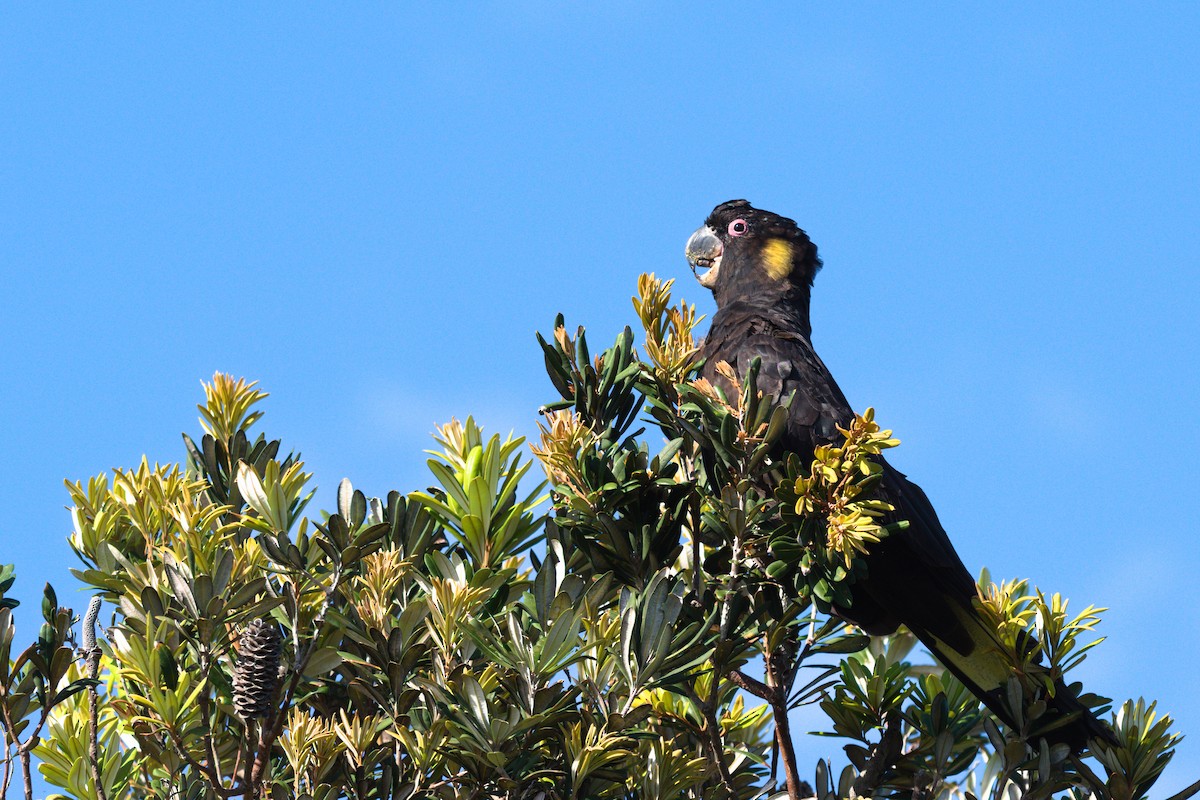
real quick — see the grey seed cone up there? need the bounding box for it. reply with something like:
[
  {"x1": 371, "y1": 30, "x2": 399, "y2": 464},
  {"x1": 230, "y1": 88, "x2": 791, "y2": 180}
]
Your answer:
[{"x1": 82, "y1": 596, "x2": 102, "y2": 653}]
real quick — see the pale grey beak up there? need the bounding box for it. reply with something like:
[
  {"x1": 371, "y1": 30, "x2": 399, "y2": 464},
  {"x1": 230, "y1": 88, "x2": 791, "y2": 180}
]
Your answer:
[{"x1": 685, "y1": 225, "x2": 723, "y2": 288}]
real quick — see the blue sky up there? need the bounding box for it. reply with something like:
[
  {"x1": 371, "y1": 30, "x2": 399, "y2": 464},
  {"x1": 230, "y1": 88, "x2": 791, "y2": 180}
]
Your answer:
[{"x1": 3, "y1": 4, "x2": 1199, "y2": 795}]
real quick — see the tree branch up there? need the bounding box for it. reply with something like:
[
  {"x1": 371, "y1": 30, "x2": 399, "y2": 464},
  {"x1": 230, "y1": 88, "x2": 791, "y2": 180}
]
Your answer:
[
  {"x1": 852, "y1": 711, "x2": 904, "y2": 797},
  {"x1": 727, "y1": 668, "x2": 771, "y2": 699},
  {"x1": 86, "y1": 646, "x2": 109, "y2": 800},
  {"x1": 763, "y1": 649, "x2": 805, "y2": 800},
  {"x1": 163, "y1": 724, "x2": 239, "y2": 798}
]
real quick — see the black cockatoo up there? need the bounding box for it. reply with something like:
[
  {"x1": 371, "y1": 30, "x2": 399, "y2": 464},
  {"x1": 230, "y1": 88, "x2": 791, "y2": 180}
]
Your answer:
[{"x1": 685, "y1": 199, "x2": 1111, "y2": 752}]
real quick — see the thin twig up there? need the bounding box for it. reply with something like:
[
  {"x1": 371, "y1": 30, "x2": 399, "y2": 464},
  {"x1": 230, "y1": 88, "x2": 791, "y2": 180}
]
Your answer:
[
  {"x1": 163, "y1": 724, "x2": 238, "y2": 797},
  {"x1": 195, "y1": 651, "x2": 229, "y2": 794},
  {"x1": 20, "y1": 748, "x2": 32, "y2": 800},
  {"x1": 16, "y1": 680, "x2": 56, "y2": 800},
  {"x1": 702, "y1": 670, "x2": 737, "y2": 794},
  {"x1": 86, "y1": 647, "x2": 108, "y2": 800},
  {"x1": 2, "y1": 714, "x2": 15, "y2": 798},
  {"x1": 83, "y1": 596, "x2": 110, "y2": 800}
]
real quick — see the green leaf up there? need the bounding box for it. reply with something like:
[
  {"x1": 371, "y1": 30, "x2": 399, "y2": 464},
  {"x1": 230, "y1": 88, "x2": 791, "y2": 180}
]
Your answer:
[{"x1": 302, "y1": 647, "x2": 343, "y2": 677}]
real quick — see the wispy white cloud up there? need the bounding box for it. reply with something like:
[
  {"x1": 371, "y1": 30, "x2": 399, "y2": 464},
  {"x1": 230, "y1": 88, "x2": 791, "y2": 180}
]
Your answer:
[{"x1": 358, "y1": 381, "x2": 542, "y2": 446}]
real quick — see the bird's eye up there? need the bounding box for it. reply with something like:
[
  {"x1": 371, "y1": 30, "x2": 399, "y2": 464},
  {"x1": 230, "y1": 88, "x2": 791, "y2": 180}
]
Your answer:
[{"x1": 728, "y1": 219, "x2": 748, "y2": 237}]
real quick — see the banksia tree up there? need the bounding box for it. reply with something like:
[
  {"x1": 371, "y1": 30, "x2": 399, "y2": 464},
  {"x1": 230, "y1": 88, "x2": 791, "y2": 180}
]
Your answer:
[
  {"x1": 532, "y1": 274, "x2": 1190, "y2": 800},
  {"x1": 4, "y1": 276, "x2": 1188, "y2": 800}
]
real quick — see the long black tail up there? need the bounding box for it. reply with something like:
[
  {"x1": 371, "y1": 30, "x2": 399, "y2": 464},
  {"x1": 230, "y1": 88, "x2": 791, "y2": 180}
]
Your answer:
[
  {"x1": 915, "y1": 611, "x2": 1115, "y2": 753},
  {"x1": 858, "y1": 461, "x2": 1116, "y2": 753}
]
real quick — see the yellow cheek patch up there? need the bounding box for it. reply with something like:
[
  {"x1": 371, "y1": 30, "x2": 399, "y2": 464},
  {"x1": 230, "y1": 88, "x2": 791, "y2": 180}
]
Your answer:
[{"x1": 761, "y1": 238, "x2": 794, "y2": 281}]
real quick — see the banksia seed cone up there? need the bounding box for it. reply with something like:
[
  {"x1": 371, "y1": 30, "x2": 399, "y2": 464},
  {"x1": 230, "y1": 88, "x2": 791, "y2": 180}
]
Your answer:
[
  {"x1": 233, "y1": 618, "x2": 282, "y2": 719},
  {"x1": 82, "y1": 595, "x2": 102, "y2": 653}
]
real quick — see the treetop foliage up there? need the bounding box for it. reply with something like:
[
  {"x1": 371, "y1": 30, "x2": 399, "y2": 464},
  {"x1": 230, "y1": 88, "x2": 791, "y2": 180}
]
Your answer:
[{"x1": 0, "y1": 275, "x2": 1188, "y2": 800}]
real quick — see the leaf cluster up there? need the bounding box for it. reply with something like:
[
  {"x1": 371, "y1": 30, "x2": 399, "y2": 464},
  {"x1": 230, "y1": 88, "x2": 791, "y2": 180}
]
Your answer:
[
  {"x1": 0, "y1": 574, "x2": 95, "y2": 799},
  {"x1": 32, "y1": 372, "x2": 773, "y2": 800},
  {"x1": 8, "y1": 276, "x2": 1189, "y2": 800}
]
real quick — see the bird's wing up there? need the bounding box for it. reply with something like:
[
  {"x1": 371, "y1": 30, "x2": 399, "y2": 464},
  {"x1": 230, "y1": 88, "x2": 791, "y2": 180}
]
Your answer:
[
  {"x1": 702, "y1": 310, "x2": 980, "y2": 628},
  {"x1": 697, "y1": 304, "x2": 1110, "y2": 749},
  {"x1": 700, "y1": 308, "x2": 852, "y2": 458},
  {"x1": 876, "y1": 459, "x2": 979, "y2": 601}
]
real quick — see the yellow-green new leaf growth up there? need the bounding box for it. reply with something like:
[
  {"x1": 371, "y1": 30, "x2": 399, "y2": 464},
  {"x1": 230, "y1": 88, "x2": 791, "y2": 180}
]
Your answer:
[
  {"x1": 416, "y1": 558, "x2": 497, "y2": 670},
  {"x1": 1093, "y1": 698, "x2": 1181, "y2": 800},
  {"x1": 976, "y1": 576, "x2": 1038, "y2": 665},
  {"x1": 418, "y1": 417, "x2": 546, "y2": 569},
  {"x1": 235, "y1": 458, "x2": 313, "y2": 534},
  {"x1": 334, "y1": 709, "x2": 388, "y2": 771},
  {"x1": 635, "y1": 738, "x2": 711, "y2": 800},
  {"x1": 1031, "y1": 589, "x2": 1107, "y2": 678},
  {"x1": 633, "y1": 272, "x2": 704, "y2": 385},
  {"x1": 564, "y1": 720, "x2": 638, "y2": 794},
  {"x1": 349, "y1": 548, "x2": 412, "y2": 632},
  {"x1": 34, "y1": 661, "x2": 140, "y2": 799},
  {"x1": 826, "y1": 508, "x2": 888, "y2": 567},
  {"x1": 280, "y1": 707, "x2": 340, "y2": 788},
  {"x1": 197, "y1": 373, "x2": 268, "y2": 443},
  {"x1": 530, "y1": 409, "x2": 596, "y2": 497},
  {"x1": 70, "y1": 460, "x2": 230, "y2": 569}
]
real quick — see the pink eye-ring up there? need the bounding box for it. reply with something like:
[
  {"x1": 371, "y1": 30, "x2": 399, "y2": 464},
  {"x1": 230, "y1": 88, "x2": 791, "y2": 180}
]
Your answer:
[{"x1": 728, "y1": 219, "x2": 748, "y2": 236}]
